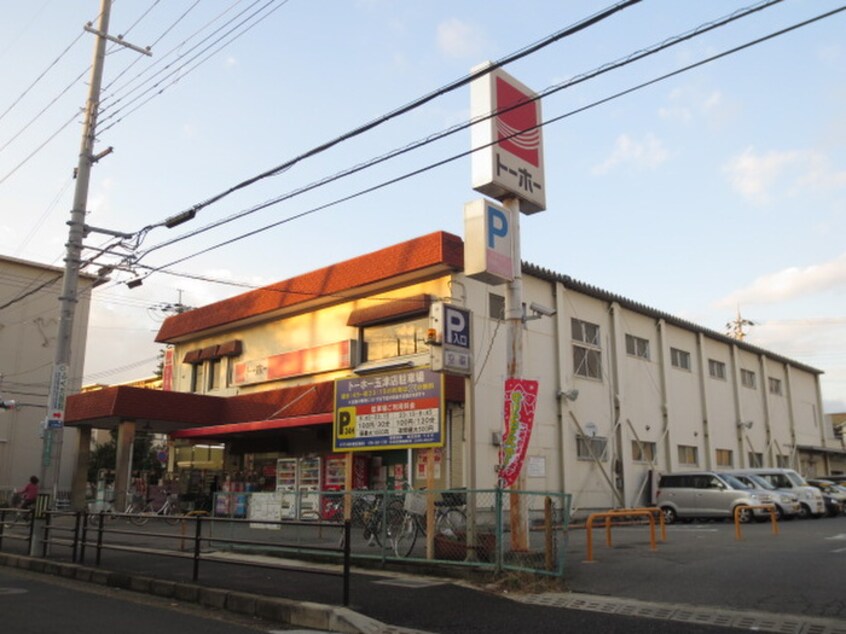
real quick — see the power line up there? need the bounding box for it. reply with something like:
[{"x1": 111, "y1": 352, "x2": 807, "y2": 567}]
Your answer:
[
  {"x1": 135, "y1": 0, "x2": 818, "y2": 280},
  {"x1": 135, "y1": 0, "x2": 783, "y2": 262},
  {"x1": 130, "y1": 0, "x2": 643, "y2": 233}
]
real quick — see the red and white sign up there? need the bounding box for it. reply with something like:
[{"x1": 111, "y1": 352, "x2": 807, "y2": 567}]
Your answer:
[
  {"x1": 471, "y1": 63, "x2": 546, "y2": 214},
  {"x1": 233, "y1": 340, "x2": 356, "y2": 386},
  {"x1": 162, "y1": 347, "x2": 174, "y2": 391},
  {"x1": 498, "y1": 378, "x2": 539, "y2": 488}
]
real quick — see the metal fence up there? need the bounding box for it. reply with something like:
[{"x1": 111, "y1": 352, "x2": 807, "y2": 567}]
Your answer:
[
  {"x1": 211, "y1": 487, "x2": 571, "y2": 576},
  {"x1": 1, "y1": 488, "x2": 571, "y2": 580}
]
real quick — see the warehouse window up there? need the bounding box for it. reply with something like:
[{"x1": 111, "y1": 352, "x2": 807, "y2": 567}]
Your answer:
[
  {"x1": 625, "y1": 334, "x2": 650, "y2": 360},
  {"x1": 677, "y1": 444, "x2": 699, "y2": 466},
  {"x1": 572, "y1": 318, "x2": 602, "y2": 379},
  {"x1": 632, "y1": 440, "x2": 656, "y2": 463},
  {"x1": 489, "y1": 293, "x2": 505, "y2": 320},
  {"x1": 708, "y1": 359, "x2": 726, "y2": 380},
  {"x1": 776, "y1": 454, "x2": 791, "y2": 468},
  {"x1": 748, "y1": 452, "x2": 764, "y2": 468},
  {"x1": 671, "y1": 347, "x2": 691, "y2": 371},
  {"x1": 741, "y1": 369, "x2": 757, "y2": 389},
  {"x1": 768, "y1": 377, "x2": 782, "y2": 395},
  {"x1": 576, "y1": 435, "x2": 608, "y2": 461},
  {"x1": 715, "y1": 449, "x2": 733, "y2": 467}
]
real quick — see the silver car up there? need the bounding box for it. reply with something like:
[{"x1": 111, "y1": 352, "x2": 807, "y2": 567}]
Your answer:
[
  {"x1": 656, "y1": 471, "x2": 774, "y2": 524},
  {"x1": 728, "y1": 472, "x2": 801, "y2": 519}
]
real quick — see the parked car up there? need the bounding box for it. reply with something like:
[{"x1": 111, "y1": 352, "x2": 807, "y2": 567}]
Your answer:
[
  {"x1": 806, "y1": 479, "x2": 846, "y2": 517},
  {"x1": 733, "y1": 468, "x2": 826, "y2": 518},
  {"x1": 656, "y1": 471, "x2": 775, "y2": 524},
  {"x1": 730, "y1": 472, "x2": 801, "y2": 520}
]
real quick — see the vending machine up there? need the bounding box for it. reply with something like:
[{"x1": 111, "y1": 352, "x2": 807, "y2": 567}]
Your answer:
[
  {"x1": 321, "y1": 454, "x2": 371, "y2": 520},
  {"x1": 275, "y1": 458, "x2": 298, "y2": 519},
  {"x1": 298, "y1": 456, "x2": 321, "y2": 520}
]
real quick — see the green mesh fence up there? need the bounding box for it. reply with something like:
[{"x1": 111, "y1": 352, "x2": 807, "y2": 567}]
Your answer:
[{"x1": 209, "y1": 488, "x2": 570, "y2": 576}]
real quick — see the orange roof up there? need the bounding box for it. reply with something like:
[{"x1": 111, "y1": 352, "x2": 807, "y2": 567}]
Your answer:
[{"x1": 156, "y1": 231, "x2": 463, "y2": 342}]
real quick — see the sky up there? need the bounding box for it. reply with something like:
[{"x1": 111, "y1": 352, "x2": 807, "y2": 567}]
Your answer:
[{"x1": 0, "y1": 0, "x2": 844, "y2": 412}]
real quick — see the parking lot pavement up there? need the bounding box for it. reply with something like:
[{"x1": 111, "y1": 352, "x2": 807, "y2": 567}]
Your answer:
[{"x1": 561, "y1": 514, "x2": 846, "y2": 620}]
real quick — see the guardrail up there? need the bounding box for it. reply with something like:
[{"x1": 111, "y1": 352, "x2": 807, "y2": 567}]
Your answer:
[
  {"x1": 584, "y1": 507, "x2": 666, "y2": 563},
  {"x1": 1, "y1": 507, "x2": 352, "y2": 607},
  {"x1": 733, "y1": 504, "x2": 778, "y2": 541}
]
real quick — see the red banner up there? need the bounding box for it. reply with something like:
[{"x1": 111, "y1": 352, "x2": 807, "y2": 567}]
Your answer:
[{"x1": 498, "y1": 378, "x2": 539, "y2": 488}]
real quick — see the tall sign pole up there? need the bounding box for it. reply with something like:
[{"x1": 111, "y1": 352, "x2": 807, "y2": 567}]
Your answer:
[
  {"x1": 468, "y1": 62, "x2": 546, "y2": 552},
  {"x1": 42, "y1": 0, "x2": 150, "y2": 503}
]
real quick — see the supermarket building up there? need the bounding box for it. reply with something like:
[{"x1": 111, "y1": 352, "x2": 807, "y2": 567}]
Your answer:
[{"x1": 64, "y1": 230, "x2": 843, "y2": 516}]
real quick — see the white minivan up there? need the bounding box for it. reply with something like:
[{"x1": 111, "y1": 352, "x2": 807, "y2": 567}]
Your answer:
[{"x1": 733, "y1": 468, "x2": 825, "y2": 518}]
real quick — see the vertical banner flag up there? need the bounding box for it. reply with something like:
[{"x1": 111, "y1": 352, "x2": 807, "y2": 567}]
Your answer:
[{"x1": 499, "y1": 378, "x2": 539, "y2": 488}]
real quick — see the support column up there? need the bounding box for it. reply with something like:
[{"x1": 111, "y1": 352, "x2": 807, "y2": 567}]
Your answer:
[
  {"x1": 114, "y1": 420, "x2": 136, "y2": 510},
  {"x1": 71, "y1": 426, "x2": 92, "y2": 510}
]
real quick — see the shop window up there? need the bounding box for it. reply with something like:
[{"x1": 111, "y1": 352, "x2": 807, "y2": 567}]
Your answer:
[
  {"x1": 716, "y1": 448, "x2": 733, "y2": 467},
  {"x1": 361, "y1": 316, "x2": 429, "y2": 362},
  {"x1": 576, "y1": 435, "x2": 608, "y2": 460},
  {"x1": 677, "y1": 444, "x2": 698, "y2": 466},
  {"x1": 207, "y1": 358, "x2": 221, "y2": 391},
  {"x1": 632, "y1": 440, "x2": 656, "y2": 463},
  {"x1": 190, "y1": 364, "x2": 203, "y2": 393}
]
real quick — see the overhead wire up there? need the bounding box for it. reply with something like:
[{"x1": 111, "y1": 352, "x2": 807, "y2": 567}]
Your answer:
[
  {"x1": 134, "y1": 0, "x2": 783, "y2": 261},
  {"x1": 98, "y1": 0, "x2": 284, "y2": 132},
  {"x1": 134, "y1": 0, "x2": 834, "y2": 281},
  {"x1": 128, "y1": 0, "x2": 641, "y2": 230}
]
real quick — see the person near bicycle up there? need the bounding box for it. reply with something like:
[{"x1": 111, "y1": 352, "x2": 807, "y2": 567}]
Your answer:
[{"x1": 17, "y1": 475, "x2": 39, "y2": 509}]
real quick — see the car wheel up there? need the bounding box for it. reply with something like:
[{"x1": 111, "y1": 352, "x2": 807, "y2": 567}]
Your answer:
[
  {"x1": 736, "y1": 506, "x2": 753, "y2": 524},
  {"x1": 660, "y1": 506, "x2": 676, "y2": 525},
  {"x1": 798, "y1": 503, "x2": 811, "y2": 519}
]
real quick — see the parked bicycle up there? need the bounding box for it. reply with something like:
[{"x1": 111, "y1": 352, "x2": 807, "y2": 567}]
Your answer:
[
  {"x1": 130, "y1": 491, "x2": 181, "y2": 526},
  {"x1": 391, "y1": 490, "x2": 467, "y2": 558},
  {"x1": 351, "y1": 491, "x2": 403, "y2": 547},
  {"x1": 87, "y1": 493, "x2": 146, "y2": 526}
]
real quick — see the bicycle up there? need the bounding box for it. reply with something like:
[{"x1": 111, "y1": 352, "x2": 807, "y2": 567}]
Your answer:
[
  {"x1": 87, "y1": 493, "x2": 145, "y2": 526},
  {"x1": 391, "y1": 490, "x2": 467, "y2": 558},
  {"x1": 351, "y1": 491, "x2": 404, "y2": 547},
  {"x1": 131, "y1": 491, "x2": 181, "y2": 526}
]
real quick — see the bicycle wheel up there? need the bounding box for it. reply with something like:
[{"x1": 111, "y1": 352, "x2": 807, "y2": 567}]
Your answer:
[
  {"x1": 392, "y1": 512, "x2": 418, "y2": 558},
  {"x1": 437, "y1": 508, "x2": 467, "y2": 538},
  {"x1": 164, "y1": 504, "x2": 181, "y2": 525},
  {"x1": 130, "y1": 504, "x2": 152, "y2": 526}
]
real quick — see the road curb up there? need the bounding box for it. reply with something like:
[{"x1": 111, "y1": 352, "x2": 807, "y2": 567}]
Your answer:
[{"x1": 0, "y1": 552, "x2": 393, "y2": 634}]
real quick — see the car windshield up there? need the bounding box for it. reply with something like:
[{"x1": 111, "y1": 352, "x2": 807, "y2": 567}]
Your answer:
[
  {"x1": 746, "y1": 474, "x2": 776, "y2": 490},
  {"x1": 786, "y1": 471, "x2": 806, "y2": 486},
  {"x1": 720, "y1": 474, "x2": 748, "y2": 489}
]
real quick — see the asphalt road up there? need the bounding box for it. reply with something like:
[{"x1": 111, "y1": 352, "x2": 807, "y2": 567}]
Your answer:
[
  {"x1": 0, "y1": 567, "x2": 294, "y2": 634},
  {"x1": 3, "y1": 514, "x2": 846, "y2": 633}
]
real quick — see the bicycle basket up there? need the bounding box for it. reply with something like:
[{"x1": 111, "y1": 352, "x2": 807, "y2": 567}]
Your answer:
[
  {"x1": 440, "y1": 490, "x2": 466, "y2": 507},
  {"x1": 404, "y1": 491, "x2": 427, "y2": 515}
]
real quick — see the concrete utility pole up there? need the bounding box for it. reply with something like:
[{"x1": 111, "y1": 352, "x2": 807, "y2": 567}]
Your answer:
[{"x1": 41, "y1": 0, "x2": 149, "y2": 503}]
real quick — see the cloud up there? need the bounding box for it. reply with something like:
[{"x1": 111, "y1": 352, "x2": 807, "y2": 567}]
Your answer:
[
  {"x1": 592, "y1": 133, "x2": 670, "y2": 174},
  {"x1": 658, "y1": 88, "x2": 723, "y2": 123},
  {"x1": 436, "y1": 18, "x2": 486, "y2": 59},
  {"x1": 224, "y1": 56, "x2": 238, "y2": 69},
  {"x1": 716, "y1": 252, "x2": 846, "y2": 307},
  {"x1": 723, "y1": 147, "x2": 846, "y2": 205}
]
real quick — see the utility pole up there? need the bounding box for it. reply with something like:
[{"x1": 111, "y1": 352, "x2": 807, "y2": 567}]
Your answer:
[{"x1": 41, "y1": 0, "x2": 150, "y2": 504}]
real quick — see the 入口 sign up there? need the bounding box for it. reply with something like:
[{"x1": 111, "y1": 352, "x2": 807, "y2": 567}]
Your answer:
[
  {"x1": 470, "y1": 62, "x2": 546, "y2": 214},
  {"x1": 429, "y1": 302, "x2": 473, "y2": 376}
]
